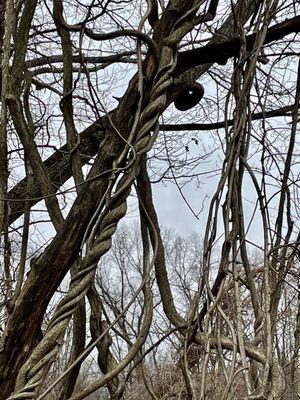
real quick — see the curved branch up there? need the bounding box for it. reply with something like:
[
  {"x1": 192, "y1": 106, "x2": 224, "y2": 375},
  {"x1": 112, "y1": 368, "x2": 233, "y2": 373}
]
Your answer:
[
  {"x1": 194, "y1": 332, "x2": 266, "y2": 364},
  {"x1": 53, "y1": 0, "x2": 158, "y2": 60}
]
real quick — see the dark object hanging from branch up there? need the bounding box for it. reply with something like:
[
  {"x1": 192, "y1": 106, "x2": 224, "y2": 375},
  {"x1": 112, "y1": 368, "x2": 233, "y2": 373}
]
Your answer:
[{"x1": 174, "y1": 82, "x2": 204, "y2": 111}]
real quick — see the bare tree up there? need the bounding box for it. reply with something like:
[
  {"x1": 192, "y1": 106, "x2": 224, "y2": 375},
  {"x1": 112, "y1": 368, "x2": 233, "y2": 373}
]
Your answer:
[{"x1": 0, "y1": 0, "x2": 300, "y2": 399}]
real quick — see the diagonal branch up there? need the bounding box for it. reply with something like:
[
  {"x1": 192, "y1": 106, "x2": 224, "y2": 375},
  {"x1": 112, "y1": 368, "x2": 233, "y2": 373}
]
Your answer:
[
  {"x1": 160, "y1": 105, "x2": 293, "y2": 131},
  {"x1": 7, "y1": 105, "x2": 293, "y2": 225},
  {"x1": 175, "y1": 15, "x2": 300, "y2": 76}
]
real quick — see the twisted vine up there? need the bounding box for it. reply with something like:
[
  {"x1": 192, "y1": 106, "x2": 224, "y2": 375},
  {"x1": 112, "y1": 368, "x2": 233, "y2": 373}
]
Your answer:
[{"x1": 7, "y1": 44, "x2": 177, "y2": 400}]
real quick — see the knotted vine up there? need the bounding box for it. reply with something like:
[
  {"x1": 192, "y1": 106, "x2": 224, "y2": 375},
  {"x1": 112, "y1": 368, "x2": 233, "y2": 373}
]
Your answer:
[{"x1": 8, "y1": 42, "x2": 178, "y2": 400}]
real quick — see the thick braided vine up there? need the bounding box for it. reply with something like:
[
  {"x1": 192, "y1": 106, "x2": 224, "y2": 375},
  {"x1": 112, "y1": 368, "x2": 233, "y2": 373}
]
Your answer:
[{"x1": 8, "y1": 45, "x2": 177, "y2": 400}]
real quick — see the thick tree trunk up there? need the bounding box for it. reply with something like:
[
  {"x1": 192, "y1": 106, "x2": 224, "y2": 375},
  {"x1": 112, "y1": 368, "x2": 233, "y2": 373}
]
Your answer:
[{"x1": 0, "y1": 76, "x2": 139, "y2": 398}]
